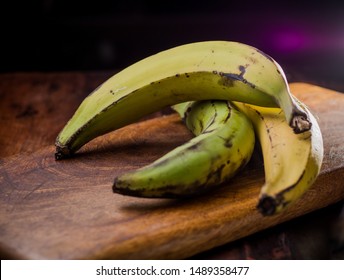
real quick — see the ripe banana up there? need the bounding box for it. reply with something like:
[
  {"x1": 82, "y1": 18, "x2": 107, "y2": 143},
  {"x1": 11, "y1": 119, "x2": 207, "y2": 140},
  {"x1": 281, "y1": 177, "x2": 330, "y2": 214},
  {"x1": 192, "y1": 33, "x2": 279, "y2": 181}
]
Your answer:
[
  {"x1": 55, "y1": 41, "x2": 311, "y2": 159},
  {"x1": 113, "y1": 100, "x2": 255, "y2": 198},
  {"x1": 234, "y1": 99, "x2": 323, "y2": 215}
]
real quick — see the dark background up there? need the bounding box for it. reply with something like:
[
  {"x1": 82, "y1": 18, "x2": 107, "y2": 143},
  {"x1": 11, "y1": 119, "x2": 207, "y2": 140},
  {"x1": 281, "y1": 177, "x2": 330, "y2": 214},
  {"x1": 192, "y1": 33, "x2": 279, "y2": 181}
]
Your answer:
[{"x1": 1, "y1": 0, "x2": 344, "y2": 90}]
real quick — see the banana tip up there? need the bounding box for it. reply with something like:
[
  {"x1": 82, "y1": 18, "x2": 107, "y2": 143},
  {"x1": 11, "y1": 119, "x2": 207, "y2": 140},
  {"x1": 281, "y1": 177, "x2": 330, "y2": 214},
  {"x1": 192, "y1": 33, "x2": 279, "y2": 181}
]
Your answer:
[
  {"x1": 257, "y1": 195, "x2": 277, "y2": 216},
  {"x1": 112, "y1": 178, "x2": 120, "y2": 193},
  {"x1": 290, "y1": 111, "x2": 312, "y2": 134},
  {"x1": 112, "y1": 184, "x2": 147, "y2": 197},
  {"x1": 112, "y1": 178, "x2": 137, "y2": 196},
  {"x1": 54, "y1": 144, "x2": 72, "y2": 160}
]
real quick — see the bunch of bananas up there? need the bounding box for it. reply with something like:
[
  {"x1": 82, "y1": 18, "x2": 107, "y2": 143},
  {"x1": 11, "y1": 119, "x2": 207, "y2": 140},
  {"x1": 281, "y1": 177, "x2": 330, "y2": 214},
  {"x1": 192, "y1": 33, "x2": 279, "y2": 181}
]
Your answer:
[{"x1": 55, "y1": 41, "x2": 323, "y2": 216}]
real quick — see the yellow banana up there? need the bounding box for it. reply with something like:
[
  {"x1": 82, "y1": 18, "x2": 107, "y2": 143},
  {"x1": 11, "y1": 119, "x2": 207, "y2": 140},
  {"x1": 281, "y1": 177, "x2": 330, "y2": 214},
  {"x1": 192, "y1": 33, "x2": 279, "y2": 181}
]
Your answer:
[
  {"x1": 55, "y1": 41, "x2": 311, "y2": 159},
  {"x1": 234, "y1": 98, "x2": 323, "y2": 215},
  {"x1": 113, "y1": 101, "x2": 255, "y2": 198}
]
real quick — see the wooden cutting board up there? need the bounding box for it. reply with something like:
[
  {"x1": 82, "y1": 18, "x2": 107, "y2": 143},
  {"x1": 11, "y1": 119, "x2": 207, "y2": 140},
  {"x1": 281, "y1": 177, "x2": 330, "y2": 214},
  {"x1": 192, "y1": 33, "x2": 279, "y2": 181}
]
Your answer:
[{"x1": 0, "y1": 82, "x2": 343, "y2": 259}]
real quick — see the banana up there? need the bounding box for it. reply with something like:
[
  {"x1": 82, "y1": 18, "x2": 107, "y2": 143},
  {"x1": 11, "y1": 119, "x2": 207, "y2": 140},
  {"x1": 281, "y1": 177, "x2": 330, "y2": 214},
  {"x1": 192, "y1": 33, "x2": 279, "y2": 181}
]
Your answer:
[
  {"x1": 234, "y1": 98, "x2": 323, "y2": 215},
  {"x1": 112, "y1": 100, "x2": 255, "y2": 198},
  {"x1": 55, "y1": 41, "x2": 311, "y2": 159}
]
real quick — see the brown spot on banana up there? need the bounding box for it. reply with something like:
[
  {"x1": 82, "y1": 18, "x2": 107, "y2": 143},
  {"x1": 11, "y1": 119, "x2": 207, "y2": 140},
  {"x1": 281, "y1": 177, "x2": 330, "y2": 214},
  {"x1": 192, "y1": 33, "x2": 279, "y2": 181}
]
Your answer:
[
  {"x1": 223, "y1": 103, "x2": 232, "y2": 122},
  {"x1": 216, "y1": 65, "x2": 256, "y2": 89},
  {"x1": 217, "y1": 135, "x2": 233, "y2": 148},
  {"x1": 205, "y1": 163, "x2": 226, "y2": 185}
]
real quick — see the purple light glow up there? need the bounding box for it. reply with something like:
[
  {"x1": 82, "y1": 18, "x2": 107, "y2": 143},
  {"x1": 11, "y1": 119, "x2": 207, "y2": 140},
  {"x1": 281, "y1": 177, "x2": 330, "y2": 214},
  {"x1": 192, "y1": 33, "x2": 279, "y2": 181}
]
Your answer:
[
  {"x1": 265, "y1": 23, "x2": 344, "y2": 54},
  {"x1": 274, "y1": 30, "x2": 310, "y2": 52}
]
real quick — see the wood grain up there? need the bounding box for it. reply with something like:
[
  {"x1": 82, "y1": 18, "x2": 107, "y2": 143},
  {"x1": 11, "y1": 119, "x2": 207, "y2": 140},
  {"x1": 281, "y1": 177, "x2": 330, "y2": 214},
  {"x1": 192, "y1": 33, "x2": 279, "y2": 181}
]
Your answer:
[
  {"x1": 0, "y1": 72, "x2": 114, "y2": 158},
  {"x1": 0, "y1": 82, "x2": 343, "y2": 259}
]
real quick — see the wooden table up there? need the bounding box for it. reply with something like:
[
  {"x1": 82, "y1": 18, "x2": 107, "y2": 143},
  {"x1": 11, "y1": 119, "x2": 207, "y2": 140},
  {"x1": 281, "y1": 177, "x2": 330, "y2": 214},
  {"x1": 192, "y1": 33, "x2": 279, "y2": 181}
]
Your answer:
[{"x1": 0, "y1": 72, "x2": 343, "y2": 259}]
